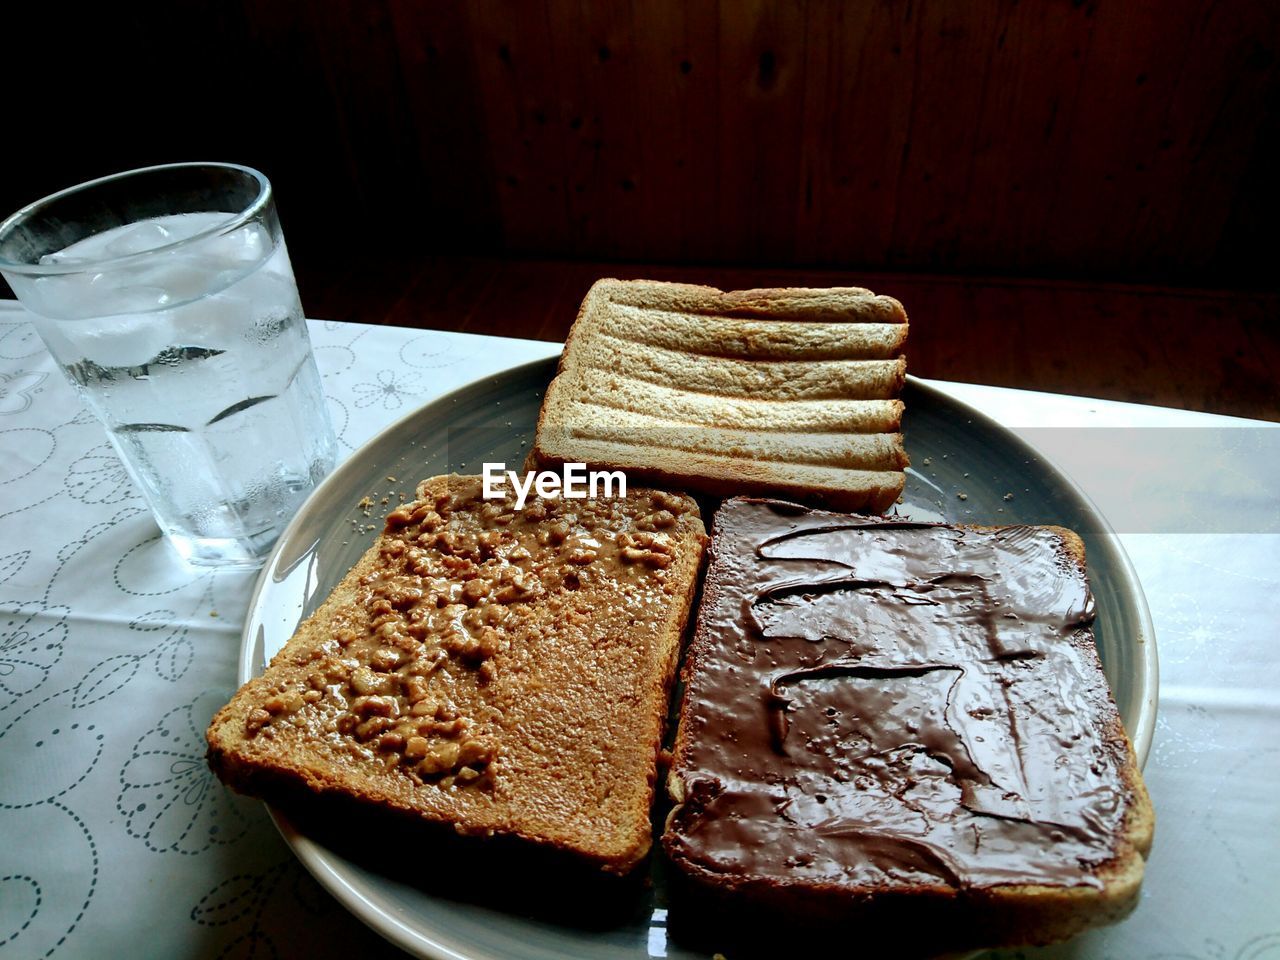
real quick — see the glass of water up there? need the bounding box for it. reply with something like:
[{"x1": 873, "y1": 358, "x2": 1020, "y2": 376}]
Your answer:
[{"x1": 0, "y1": 163, "x2": 337, "y2": 567}]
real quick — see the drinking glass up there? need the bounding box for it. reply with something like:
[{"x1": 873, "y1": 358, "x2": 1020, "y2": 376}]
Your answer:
[{"x1": 0, "y1": 163, "x2": 337, "y2": 566}]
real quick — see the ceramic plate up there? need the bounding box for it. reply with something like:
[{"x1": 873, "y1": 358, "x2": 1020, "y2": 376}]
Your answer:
[{"x1": 240, "y1": 357, "x2": 1158, "y2": 960}]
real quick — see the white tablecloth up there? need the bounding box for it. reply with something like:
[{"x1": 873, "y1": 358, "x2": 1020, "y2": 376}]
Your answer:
[{"x1": 0, "y1": 301, "x2": 1276, "y2": 959}]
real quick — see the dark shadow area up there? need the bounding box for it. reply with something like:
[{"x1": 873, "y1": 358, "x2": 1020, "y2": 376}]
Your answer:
[{"x1": 271, "y1": 793, "x2": 655, "y2": 932}]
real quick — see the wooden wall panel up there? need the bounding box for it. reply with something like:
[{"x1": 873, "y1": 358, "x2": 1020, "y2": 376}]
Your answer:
[
  {"x1": 956, "y1": 1, "x2": 1097, "y2": 271},
  {"x1": 2, "y1": 0, "x2": 1277, "y2": 287},
  {"x1": 388, "y1": 0, "x2": 503, "y2": 246},
  {"x1": 1158, "y1": 1, "x2": 1280, "y2": 279},
  {"x1": 796, "y1": 4, "x2": 917, "y2": 267},
  {"x1": 551, "y1": 0, "x2": 651, "y2": 258}
]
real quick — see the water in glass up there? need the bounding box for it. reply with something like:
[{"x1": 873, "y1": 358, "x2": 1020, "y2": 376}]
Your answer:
[{"x1": 24, "y1": 212, "x2": 336, "y2": 565}]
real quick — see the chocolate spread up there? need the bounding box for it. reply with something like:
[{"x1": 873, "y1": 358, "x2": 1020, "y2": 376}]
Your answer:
[{"x1": 665, "y1": 498, "x2": 1131, "y2": 890}]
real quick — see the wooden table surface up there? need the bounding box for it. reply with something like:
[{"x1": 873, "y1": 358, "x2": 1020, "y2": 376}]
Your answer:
[{"x1": 294, "y1": 255, "x2": 1279, "y2": 422}]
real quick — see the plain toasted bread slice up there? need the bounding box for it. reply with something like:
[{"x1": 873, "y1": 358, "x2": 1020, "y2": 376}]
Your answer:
[{"x1": 533, "y1": 280, "x2": 909, "y2": 513}]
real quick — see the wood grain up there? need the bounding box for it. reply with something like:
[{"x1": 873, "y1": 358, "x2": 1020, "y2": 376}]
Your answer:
[
  {"x1": 292, "y1": 254, "x2": 1280, "y2": 422},
  {"x1": 2, "y1": 0, "x2": 1278, "y2": 286}
]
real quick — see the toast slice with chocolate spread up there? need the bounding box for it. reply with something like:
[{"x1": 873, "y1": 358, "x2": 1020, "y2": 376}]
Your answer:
[{"x1": 663, "y1": 497, "x2": 1153, "y2": 954}]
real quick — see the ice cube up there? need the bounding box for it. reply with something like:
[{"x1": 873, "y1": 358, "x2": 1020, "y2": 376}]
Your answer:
[
  {"x1": 196, "y1": 221, "x2": 268, "y2": 269},
  {"x1": 39, "y1": 212, "x2": 236, "y2": 268},
  {"x1": 104, "y1": 284, "x2": 173, "y2": 312},
  {"x1": 102, "y1": 219, "x2": 174, "y2": 258},
  {"x1": 39, "y1": 249, "x2": 85, "y2": 266},
  {"x1": 138, "y1": 257, "x2": 217, "y2": 304}
]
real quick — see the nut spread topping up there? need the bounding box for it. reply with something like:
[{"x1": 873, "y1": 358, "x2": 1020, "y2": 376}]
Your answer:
[{"x1": 245, "y1": 475, "x2": 685, "y2": 790}]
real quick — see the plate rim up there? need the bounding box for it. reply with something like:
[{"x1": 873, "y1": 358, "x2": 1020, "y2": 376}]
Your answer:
[
  {"x1": 237, "y1": 361, "x2": 1159, "y2": 960},
  {"x1": 905, "y1": 377, "x2": 1159, "y2": 765}
]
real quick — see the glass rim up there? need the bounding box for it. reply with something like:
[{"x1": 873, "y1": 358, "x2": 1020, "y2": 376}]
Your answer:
[{"x1": 0, "y1": 161, "x2": 272, "y2": 277}]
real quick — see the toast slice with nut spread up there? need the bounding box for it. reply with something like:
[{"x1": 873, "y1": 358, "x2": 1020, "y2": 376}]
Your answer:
[
  {"x1": 662, "y1": 498, "x2": 1154, "y2": 955},
  {"x1": 532, "y1": 279, "x2": 910, "y2": 514},
  {"x1": 207, "y1": 474, "x2": 706, "y2": 874}
]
